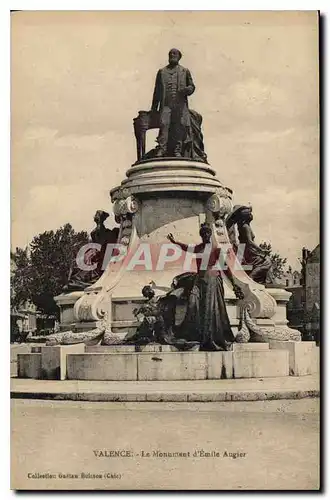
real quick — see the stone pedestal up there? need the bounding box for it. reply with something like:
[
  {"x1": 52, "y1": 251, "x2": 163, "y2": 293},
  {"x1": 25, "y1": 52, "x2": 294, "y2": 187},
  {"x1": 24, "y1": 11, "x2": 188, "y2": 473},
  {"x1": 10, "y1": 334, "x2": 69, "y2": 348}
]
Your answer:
[{"x1": 54, "y1": 158, "x2": 299, "y2": 348}]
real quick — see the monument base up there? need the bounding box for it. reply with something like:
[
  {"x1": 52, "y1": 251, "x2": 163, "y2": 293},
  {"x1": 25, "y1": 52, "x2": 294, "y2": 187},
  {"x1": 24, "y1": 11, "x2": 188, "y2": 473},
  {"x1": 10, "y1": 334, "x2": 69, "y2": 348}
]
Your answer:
[
  {"x1": 54, "y1": 284, "x2": 302, "y2": 344},
  {"x1": 17, "y1": 342, "x2": 319, "y2": 381}
]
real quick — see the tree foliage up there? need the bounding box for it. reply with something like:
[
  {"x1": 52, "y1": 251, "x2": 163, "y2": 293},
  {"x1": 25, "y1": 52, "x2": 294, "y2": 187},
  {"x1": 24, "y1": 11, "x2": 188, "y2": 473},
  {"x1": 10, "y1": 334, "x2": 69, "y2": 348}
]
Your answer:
[
  {"x1": 11, "y1": 223, "x2": 89, "y2": 317},
  {"x1": 259, "y1": 241, "x2": 288, "y2": 280}
]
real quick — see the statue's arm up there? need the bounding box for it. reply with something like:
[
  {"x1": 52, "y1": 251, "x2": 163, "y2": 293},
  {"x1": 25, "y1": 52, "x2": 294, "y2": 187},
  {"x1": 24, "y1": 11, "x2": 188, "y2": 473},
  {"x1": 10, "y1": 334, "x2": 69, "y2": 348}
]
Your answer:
[
  {"x1": 167, "y1": 233, "x2": 188, "y2": 251},
  {"x1": 174, "y1": 241, "x2": 189, "y2": 252},
  {"x1": 167, "y1": 233, "x2": 202, "y2": 253},
  {"x1": 151, "y1": 70, "x2": 161, "y2": 111},
  {"x1": 183, "y1": 69, "x2": 195, "y2": 96},
  {"x1": 173, "y1": 241, "x2": 204, "y2": 254}
]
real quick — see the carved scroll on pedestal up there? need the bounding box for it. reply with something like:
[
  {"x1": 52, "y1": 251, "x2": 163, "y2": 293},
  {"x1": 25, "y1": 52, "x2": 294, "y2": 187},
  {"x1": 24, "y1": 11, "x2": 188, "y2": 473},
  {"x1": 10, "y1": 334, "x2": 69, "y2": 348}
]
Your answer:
[{"x1": 73, "y1": 195, "x2": 141, "y2": 333}]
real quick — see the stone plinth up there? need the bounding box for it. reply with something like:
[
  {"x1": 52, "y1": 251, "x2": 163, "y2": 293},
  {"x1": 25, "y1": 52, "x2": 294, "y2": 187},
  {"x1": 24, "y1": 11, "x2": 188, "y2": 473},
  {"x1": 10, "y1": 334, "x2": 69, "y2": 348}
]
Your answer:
[
  {"x1": 40, "y1": 345, "x2": 85, "y2": 380},
  {"x1": 17, "y1": 342, "x2": 319, "y2": 381},
  {"x1": 19, "y1": 345, "x2": 87, "y2": 380},
  {"x1": 67, "y1": 353, "x2": 138, "y2": 381},
  {"x1": 17, "y1": 353, "x2": 42, "y2": 379},
  {"x1": 137, "y1": 352, "x2": 208, "y2": 381},
  {"x1": 233, "y1": 350, "x2": 289, "y2": 378},
  {"x1": 65, "y1": 345, "x2": 292, "y2": 381},
  {"x1": 207, "y1": 352, "x2": 233, "y2": 379},
  {"x1": 269, "y1": 341, "x2": 318, "y2": 376}
]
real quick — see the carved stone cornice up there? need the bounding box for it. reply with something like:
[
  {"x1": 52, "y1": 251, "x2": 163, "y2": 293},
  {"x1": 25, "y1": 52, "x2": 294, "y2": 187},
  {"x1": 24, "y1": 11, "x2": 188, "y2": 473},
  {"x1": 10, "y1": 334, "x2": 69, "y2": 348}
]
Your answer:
[{"x1": 110, "y1": 159, "x2": 232, "y2": 202}]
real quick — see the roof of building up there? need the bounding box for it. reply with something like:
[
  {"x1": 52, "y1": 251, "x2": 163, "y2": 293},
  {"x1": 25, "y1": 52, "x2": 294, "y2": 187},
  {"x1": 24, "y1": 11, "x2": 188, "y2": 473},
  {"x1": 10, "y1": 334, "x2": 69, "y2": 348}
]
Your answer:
[{"x1": 307, "y1": 244, "x2": 320, "y2": 264}]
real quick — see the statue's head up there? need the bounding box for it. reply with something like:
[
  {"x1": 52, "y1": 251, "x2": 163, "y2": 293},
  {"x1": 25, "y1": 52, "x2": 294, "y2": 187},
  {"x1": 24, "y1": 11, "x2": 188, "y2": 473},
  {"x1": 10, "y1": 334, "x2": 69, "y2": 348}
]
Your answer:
[
  {"x1": 142, "y1": 285, "x2": 155, "y2": 299},
  {"x1": 240, "y1": 207, "x2": 253, "y2": 223},
  {"x1": 226, "y1": 205, "x2": 253, "y2": 229},
  {"x1": 199, "y1": 223, "x2": 212, "y2": 243},
  {"x1": 236, "y1": 206, "x2": 253, "y2": 224},
  {"x1": 94, "y1": 210, "x2": 109, "y2": 224},
  {"x1": 168, "y1": 48, "x2": 182, "y2": 65}
]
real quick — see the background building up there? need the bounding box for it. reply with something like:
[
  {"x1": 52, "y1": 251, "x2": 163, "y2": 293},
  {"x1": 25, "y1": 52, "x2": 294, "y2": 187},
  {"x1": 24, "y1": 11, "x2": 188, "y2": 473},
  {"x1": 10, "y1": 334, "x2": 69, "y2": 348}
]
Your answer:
[
  {"x1": 302, "y1": 245, "x2": 320, "y2": 343},
  {"x1": 284, "y1": 245, "x2": 320, "y2": 343}
]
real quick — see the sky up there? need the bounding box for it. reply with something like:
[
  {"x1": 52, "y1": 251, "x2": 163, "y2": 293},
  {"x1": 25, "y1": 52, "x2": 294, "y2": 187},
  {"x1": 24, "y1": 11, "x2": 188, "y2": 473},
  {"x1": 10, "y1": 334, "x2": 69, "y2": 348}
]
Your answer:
[{"x1": 11, "y1": 10, "x2": 319, "y2": 269}]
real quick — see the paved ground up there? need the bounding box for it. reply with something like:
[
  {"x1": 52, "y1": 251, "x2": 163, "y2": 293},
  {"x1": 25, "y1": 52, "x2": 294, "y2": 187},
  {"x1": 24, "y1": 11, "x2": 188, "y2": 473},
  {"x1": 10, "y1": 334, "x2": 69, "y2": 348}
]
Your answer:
[
  {"x1": 11, "y1": 397, "x2": 319, "y2": 490},
  {"x1": 11, "y1": 375, "x2": 320, "y2": 402}
]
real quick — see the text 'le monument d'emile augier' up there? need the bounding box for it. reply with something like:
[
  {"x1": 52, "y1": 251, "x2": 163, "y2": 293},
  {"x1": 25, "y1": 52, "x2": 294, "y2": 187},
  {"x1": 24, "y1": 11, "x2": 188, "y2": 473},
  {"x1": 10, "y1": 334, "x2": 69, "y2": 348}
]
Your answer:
[{"x1": 11, "y1": 24, "x2": 319, "y2": 492}]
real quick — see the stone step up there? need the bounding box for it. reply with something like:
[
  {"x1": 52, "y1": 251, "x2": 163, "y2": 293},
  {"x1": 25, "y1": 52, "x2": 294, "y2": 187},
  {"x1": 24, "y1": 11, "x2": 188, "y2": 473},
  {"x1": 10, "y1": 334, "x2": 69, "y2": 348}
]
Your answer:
[{"x1": 11, "y1": 375, "x2": 320, "y2": 403}]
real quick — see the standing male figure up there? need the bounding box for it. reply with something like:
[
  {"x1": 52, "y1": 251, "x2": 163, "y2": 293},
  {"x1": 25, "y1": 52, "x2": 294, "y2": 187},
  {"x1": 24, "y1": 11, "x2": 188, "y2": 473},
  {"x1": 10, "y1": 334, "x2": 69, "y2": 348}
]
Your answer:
[{"x1": 151, "y1": 48, "x2": 195, "y2": 157}]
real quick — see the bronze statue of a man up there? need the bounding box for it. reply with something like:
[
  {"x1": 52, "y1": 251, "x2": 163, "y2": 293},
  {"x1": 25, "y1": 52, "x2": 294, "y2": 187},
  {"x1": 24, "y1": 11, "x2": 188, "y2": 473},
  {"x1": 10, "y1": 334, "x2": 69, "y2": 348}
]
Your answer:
[{"x1": 151, "y1": 48, "x2": 195, "y2": 157}]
